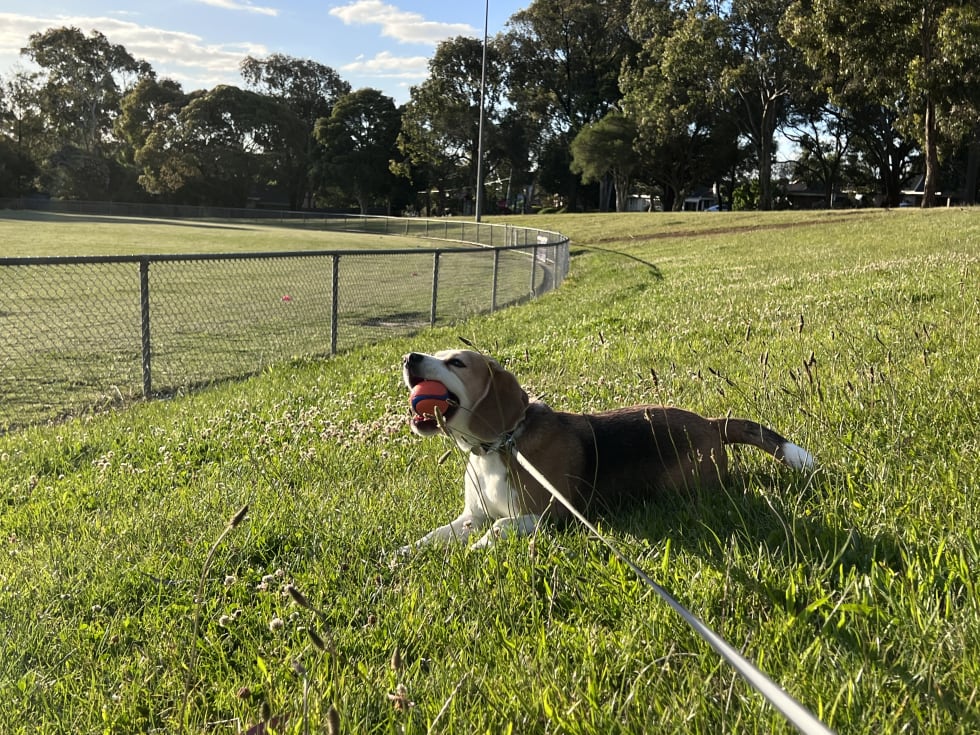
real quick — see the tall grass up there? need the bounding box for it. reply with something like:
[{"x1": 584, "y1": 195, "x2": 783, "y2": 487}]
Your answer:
[{"x1": 1, "y1": 209, "x2": 978, "y2": 733}]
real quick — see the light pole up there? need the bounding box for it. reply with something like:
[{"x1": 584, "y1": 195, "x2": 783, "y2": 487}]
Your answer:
[{"x1": 474, "y1": 0, "x2": 489, "y2": 222}]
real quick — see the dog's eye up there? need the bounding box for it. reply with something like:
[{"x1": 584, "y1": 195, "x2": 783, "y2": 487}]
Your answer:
[{"x1": 446, "y1": 358, "x2": 466, "y2": 368}]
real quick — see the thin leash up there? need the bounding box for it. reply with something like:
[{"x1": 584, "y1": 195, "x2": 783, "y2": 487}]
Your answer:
[{"x1": 512, "y1": 448, "x2": 835, "y2": 735}]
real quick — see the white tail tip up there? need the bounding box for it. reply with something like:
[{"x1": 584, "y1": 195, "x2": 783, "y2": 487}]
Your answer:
[{"x1": 781, "y1": 442, "x2": 816, "y2": 471}]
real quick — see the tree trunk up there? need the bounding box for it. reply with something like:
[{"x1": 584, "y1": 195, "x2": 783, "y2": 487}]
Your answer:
[
  {"x1": 598, "y1": 176, "x2": 614, "y2": 211},
  {"x1": 614, "y1": 171, "x2": 629, "y2": 212},
  {"x1": 758, "y1": 99, "x2": 777, "y2": 211},
  {"x1": 965, "y1": 132, "x2": 980, "y2": 205},
  {"x1": 883, "y1": 143, "x2": 904, "y2": 207},
  {"x1": 922, "y1": 97, "x2": 938, "y2": 208}
]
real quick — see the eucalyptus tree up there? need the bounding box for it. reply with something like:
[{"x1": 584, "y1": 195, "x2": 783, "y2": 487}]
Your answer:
[
  {"x1": 0, "y1": 71, "x2": 44, "y2": 193},
  {"x1": 504, "y1": 0, "x2": 637, "y2": 207},
  {"x1": 116, "y1": 77, "x2": 189, "y2": 165},
  {"x1": 622, "y1": 0, "x2": 742, "y2": 210},
  {"x1": 785, "y1": 0, "x2": 980, "y2": 206},
  {"x1": 240, "y1": 54, "x2": 351, "y2": 209},
  {"x1": 490, "y1": 108, "x2": 536, "y2": 211},
  {"x1": 20, "y1": 26, "x2": 153, "y2": 198},
  {"x1": 22, "y1": 26, "x2": 151, "y2": 155},
  {"x1": 314, "y1": 88, "x2": 401, "y2": 214},
  {"x1": 136, "y1": 85, "x2": 303, "y2": 206},
  {"x1": 396, "y1": 35, "x2": 505, "y2": 214},
  {"x1": 781, "y1": 89, "x2": 853, "y2": 207},
  {"x1": 0, "y1": 110, "x2": 36, "y2": 196},
  {"x1": 722, "y1": 0, "x2": 814, "y2": 210}
]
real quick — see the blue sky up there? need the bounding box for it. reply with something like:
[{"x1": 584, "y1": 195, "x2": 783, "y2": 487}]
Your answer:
[{"x1": 0, "y1": 1, "x2": 526, "y2": 104}]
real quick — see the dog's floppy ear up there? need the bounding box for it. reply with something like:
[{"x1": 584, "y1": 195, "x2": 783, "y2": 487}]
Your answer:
[{"x1": 467, "y1": 358, "x2": 529, "y2": 442}]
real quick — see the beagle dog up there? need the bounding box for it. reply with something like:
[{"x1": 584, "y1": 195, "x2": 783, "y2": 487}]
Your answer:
[{"x1": 402, "y1": 349, "x2": 814, "y2": 550}]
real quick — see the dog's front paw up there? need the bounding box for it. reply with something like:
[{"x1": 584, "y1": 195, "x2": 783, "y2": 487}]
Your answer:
[
  {"x1": 470, "y1": 528, "x2": 500, "y2": 549},
  {"x1": 385, "y1": 544, "x2": 414, "y2": 566}
]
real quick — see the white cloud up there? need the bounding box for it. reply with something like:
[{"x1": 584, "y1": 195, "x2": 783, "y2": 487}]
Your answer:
[
  {"x1": 0, "y1": 13, "x2": 265, "y2": 88},
  {"x1": 340, "y1": 50, "x2": 428, "y2": 79},
  {"x1": 193, "y1": 0, "x2": 279, "y2": 16},
  {"x1": 329, "y1": 1, "x2": 477, "y2": 45}
]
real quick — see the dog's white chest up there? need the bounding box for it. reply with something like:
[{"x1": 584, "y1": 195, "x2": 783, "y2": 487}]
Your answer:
[{"x1": 464, "y1": 451, "x2": 522, "y2": 520}]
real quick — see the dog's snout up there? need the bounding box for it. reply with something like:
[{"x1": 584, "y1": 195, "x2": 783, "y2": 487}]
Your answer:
[{"x1": 404, "y1": 352, "x2": 424, "y2": 367}]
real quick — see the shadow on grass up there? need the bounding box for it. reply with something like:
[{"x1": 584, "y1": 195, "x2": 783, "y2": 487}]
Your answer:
[
  {"x1": 611, "y1": 471, "x2": 975, "y2": 724},
  {"x1": 572, "y1": 245, "x2": 664, "y2": 279}
]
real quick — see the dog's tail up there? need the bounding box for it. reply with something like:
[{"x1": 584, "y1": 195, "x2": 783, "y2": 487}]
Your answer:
[{"x1": 712, "y1": 418, "x2": 815, "y2": 471}]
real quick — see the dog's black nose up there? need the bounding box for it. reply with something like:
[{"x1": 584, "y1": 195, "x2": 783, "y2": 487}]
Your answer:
[{"x1": 405, "y1": 352, "x2": 424, "y2": 366}]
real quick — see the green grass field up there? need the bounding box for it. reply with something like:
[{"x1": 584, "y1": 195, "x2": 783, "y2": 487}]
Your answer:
[
  {"x1": 1, "y1": 208, "x2": 979, "y2": 733},
  {"x1": 0, "y1": 210, "x2": 436, "y2": 257}
]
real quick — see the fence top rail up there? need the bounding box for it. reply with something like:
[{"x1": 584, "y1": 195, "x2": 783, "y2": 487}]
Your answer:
[{"x1": 0, "y1": 237, "x2": 569, "y2": 267}]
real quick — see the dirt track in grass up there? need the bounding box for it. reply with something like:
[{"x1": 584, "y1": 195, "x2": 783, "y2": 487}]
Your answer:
[{"x1": 589, "y1": 216, "x2": 854, "y2": 244}]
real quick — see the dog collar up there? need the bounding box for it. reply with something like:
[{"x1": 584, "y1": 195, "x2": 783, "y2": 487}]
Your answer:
[{"x1": 472, "y1": 420, "x2": 525, "y2": 456}]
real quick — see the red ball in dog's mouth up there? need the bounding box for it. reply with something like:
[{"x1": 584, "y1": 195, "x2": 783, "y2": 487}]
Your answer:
[{"x1": 409, "y1": 380, "x2": 452, "y2": 418}]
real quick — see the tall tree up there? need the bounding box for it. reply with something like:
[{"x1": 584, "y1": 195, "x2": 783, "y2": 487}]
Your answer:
[
  {"x1": 396, "y1": 35, "x2": 505, "y2": 214},
  {"x1": 844, "y1": 105, "x2": 919, "y2": 206},
  {"x1": 782, "y1": 93, "x2": 851, "y2": 206},
  {"x1": 240, "y1": 54, "x2": 351, "y2": 209},
  {"x1": 723, "y1": 0, "x2": 813, "y2": 210},
  {"x1": 20, "y1": 26, "x2": 153, "y2": 198},
  {"x1": 506, "y1": 0, "x2": 635, "y2": 134},
  {"x1": 0, "y1": 71, "x2": 45, "y2": 194},
  {"x1": 0, "y1": 100, "x2": 37, "y2": 196},
  {"x1": 785, "y1": 0, "x2": 980, "y2": 207},
  {"x1": 570, "y1": 112, "x2": 638, "y2": 211},
  {"x1": 315, "y1": 89, "x2": 401, "y2": 214},
  {"x1": 22, "y1": 27, "x2": 150, "y2": 154},
  {"x1": 622, "y1": 0, "x2": 742, "y2": 210},
  {"x1": 136, "y1": 85, "x2": 302, "y2": 206},
  {"x1": 504, "y1": 0, "x2": 637, "y2": 206},
  {"x1": 490, "y1": 108, "x2": 536, "y2": 211},
  {"x1": 116, "y1": 77, "x2": 189, "y2": 165}
]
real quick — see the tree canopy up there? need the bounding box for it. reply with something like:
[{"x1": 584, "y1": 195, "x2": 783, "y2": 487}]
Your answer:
[{"x1": 1, "y1": 0, "x2": 978, "y2": 210}]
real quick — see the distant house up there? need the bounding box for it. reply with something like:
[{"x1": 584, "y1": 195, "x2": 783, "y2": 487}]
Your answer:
[
  {"x1": 784, "y1": 181, "x2": 827, "y2": 209},
  {"x1": 783, "y1": 180, "x2": 854, "y2": 209},
  {"x1": 682, "y1": 195, "x2": 717, "y2": 211},
  {"x1": 626, "y1": 194, "x2": 663, "y2": 212},
  {"x1": 899, "y1": 174, "x2": 956, "y2": 207}
]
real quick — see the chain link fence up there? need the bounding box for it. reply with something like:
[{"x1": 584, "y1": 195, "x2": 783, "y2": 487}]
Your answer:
[{"x1": 0, "y1": 202, "x2": 569, "y2": 429}]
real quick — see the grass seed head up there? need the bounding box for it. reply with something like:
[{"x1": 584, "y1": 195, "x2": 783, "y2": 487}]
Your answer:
[
  {"x1": 285, "y1": 583, "x2": 311, "y2": 609},
  {"x1": 307, "y1": 626, "x2": 327, "y2": 652},
  {"x1": 228, "y1": 504, "x2": 249, "y2": 528},
  {"x1": 326, "y1": 705, "x2": 341, "y2": 735}
]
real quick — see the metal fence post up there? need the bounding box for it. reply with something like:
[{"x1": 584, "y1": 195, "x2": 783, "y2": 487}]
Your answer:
[
  {"x1": 430, "y1": 251, "x2": 441, "y2": 326},
  {"x1": 330, "y1": 254, "x2": 340, "y2": 355},
  {"x1": 530, "y1": 245, "x2": 539, "y2": 297},
  {"x1": 491, "y1": 248, "x2": 500, "y2": 312},
  {"x1": 139, "y1": 258, "x2": 152, "y2": 397}
]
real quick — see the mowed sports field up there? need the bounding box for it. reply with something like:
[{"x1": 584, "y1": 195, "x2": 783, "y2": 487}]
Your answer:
[
  {"x1": 0, "y1": 211, "x2": 551, "y2": 427},
  {"x1": 0, "y1": 209, "x2": 450, "y2": 257},
  {"x1": 1, "y1": 208, "x2": 979, "y2": 733}
]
